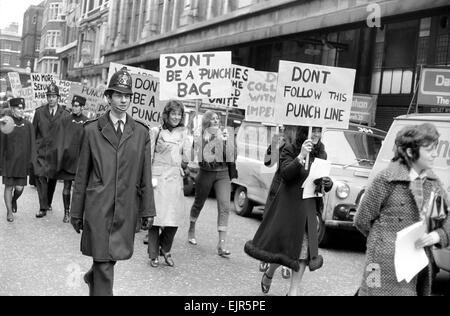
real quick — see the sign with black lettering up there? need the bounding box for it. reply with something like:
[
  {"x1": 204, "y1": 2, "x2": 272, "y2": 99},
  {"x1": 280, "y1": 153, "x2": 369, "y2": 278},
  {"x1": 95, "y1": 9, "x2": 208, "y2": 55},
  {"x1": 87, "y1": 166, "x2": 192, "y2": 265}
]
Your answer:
[
  {"x1": 207, "y1": 64, "x2": 253, "y2": 108},
  {"x1": 160, "y1": 51, "x2": 232, "y2": 100},
  {"x1": 128, "y1": 74, "x2": 164, "y2": 128},
  {"x1": 67, "y1": 83, "x2": 106, "y2": 119},
  {"x1": 55, "y1": 79, "x2": 74, "y2": 108},
  {"x1": 274, "y1": 61, "x2": 355, "y2": 129},
  {"x1": 240, "y1": 70, "x2": 278, "y2": 123},
  {"x1": 418, "y1": 67, "x2": 450, "y2": 107},
  {"x1": 7, "y1": 72, "x2": 22, "y2": 97},
  {"x1": 30, "y1": 73, "x2": 57, "y2": 106},
  {"x1": 107, "y1": 62, "x2": 159, "y2": 86}
]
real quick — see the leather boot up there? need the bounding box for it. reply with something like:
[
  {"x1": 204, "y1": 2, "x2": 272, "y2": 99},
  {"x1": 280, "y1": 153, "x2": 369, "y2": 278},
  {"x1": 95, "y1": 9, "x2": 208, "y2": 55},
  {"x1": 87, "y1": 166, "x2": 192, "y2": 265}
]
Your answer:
[
  {"x1": 35, "y1": 209, "x2": 47, "y2": 218},
  {"x1": 63, "y1": 210, "x2": 70, "y2": 223},
  {"x1": 63, "y1": 193, "x2": 71, "y2": 212}
]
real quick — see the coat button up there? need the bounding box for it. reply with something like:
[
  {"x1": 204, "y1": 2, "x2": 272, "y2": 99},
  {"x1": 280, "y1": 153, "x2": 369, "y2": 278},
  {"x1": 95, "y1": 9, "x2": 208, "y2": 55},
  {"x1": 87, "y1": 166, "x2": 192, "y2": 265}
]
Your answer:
[
  {"x1": 398, "y1": 218, "x2": 403, "y2": 222},
  {"x1": 400, "y1": 201, "x2": 406, "y2": 206}
]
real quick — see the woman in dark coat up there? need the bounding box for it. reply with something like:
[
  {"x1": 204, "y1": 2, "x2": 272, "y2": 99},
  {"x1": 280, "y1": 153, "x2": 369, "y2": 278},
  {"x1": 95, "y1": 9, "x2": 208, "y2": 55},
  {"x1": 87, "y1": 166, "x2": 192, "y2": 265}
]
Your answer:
[
  {"x1": 56, "y1": 95, "x2": 89, "y2": 223},
  {"x1": 244, "y1": 125, "x2": 332, "y2": 296},
  {"x1": 0, "y1": 98, "x2": 35, "y2": 222},
  {"x1": 354, "y1": 123, "x2": 450, "y2": 296}
]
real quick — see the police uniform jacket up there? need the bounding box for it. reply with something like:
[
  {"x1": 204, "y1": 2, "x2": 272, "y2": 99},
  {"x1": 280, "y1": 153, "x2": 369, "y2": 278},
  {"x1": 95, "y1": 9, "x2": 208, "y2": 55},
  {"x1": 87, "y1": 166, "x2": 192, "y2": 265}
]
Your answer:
[{"x1": 70, "y1": 112, "x2": 156, "y2": 261}]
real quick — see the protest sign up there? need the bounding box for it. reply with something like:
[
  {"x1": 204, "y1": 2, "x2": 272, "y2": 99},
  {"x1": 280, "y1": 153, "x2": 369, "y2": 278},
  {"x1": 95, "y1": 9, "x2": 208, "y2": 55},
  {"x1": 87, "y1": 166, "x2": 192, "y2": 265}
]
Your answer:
[
  {"x1": 274, "y1": 61, "x2": 356, "y2": 129},
  {"x1": 350, "y1": 93, "x2": 377, "y2": 126},
  {"x1": 160, "y1": 51, "x2": 232, "y2": 100},
  {"x1": 14, "y1": 87, "x2": 37, "y2": 110},
  {"x1": 107, "y1": 62, "x2": 159, "y2": 85},
  {"x1": 30, "y1": 73, "x2": 56, "y2": 106},
  {"x1": 67, "y1": 83, "x2": 106, "y2": 119},
  {"x1": 241, "y1": 70, "x2": 278, "y2": 123},
  {"x1": 55, "y1": 79, "x2": 74, "y2": 107},
  {"x1": 7, "y1": 72, "x2": 22, "y2": 97},
  {"x1": 128, "y1": 74, "x2": 164, "y2": 127},
  {"x1": 207, "y1": 64, "x2": 253, "y2": 108}
]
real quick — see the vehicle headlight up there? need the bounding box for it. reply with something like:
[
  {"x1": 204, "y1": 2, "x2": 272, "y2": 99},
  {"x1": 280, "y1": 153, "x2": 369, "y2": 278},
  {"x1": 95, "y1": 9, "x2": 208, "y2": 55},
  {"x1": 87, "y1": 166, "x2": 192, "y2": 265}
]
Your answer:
[{"x1": 335, "y1": 182, "x2": 350, "y2": 199}]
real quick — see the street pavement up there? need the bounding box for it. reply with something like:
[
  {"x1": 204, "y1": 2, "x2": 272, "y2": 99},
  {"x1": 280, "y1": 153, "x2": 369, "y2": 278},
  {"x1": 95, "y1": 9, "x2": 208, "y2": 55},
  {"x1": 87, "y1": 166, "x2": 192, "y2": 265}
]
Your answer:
[{"x1": 0, "y1": 183, "x2": 447, "y2": 296}]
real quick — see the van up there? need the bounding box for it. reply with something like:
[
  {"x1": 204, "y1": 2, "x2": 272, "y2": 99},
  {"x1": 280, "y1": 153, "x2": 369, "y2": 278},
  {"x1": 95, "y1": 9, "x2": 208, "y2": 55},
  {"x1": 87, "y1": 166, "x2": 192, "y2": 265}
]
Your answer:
[
  {"x1": 232, "y1": 121, "x2": 386, "y2": 246},
  {"x1": 369, "y1": 114, "x2": 450, "y2": 272}
]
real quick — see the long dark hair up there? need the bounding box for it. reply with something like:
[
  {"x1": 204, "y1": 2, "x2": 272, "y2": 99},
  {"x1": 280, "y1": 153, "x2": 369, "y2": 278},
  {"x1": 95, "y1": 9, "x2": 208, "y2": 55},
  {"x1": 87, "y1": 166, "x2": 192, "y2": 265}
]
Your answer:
[{"x1": 287, "y1": 125, "x2": 326, "y2": 159}]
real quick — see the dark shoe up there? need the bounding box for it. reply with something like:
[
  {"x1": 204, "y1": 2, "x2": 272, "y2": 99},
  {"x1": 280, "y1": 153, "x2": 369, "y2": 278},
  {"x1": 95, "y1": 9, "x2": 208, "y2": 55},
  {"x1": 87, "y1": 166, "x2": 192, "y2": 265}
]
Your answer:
[
  {"x1": 47, "y1": 206, "x2": 52, "y2": 212},
  {"x1": 160, "y1": 250, "x2": 174, "y2": 267},
  {"x1": 308, "y1": 255, "x2": 324, "y2": 271},
  {"x1": 217, "y1": 240, "x2": 231, "y2": 257},
  {"x1": 63, "y1": 210, "x2": 70, "y2": 223},
  {"x1": 35, "y1": 209, "x2": 47, "y2": 218},
  {"x1": 281, "y1": 266, "x2": 291, "y2": 279},
  {"x1": 261, "y1": 272, "x2": 272, "y2": 294},
  {"x1": 143, "y1": 234, "x2": 149, "y2": 245},
  {"x1": 7, "y1": 214, "x2": 14, "y2": 222},
  {"x1": 83, "y1": 271, "x2": 93, "y2": 296},
  {"x1": 259, "y1": 262, "x2": 269, "y2": 272},
  {"x1": 150, "y1": 258, "x2": 159, "y2": 268},
  {"x1": 188, "y1": 237, "x2": 197, "y2": 245},
  {"x1": 12, "y1": 199, "x2": 17, "y2": 213}
]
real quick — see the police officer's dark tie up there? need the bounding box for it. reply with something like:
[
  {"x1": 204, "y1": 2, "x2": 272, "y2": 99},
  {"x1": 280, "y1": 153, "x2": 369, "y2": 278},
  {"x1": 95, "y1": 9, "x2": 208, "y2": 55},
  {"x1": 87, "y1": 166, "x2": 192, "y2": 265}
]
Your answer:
[{"x1": 117, "y1": 120, "x2": 123, "y2": 140}]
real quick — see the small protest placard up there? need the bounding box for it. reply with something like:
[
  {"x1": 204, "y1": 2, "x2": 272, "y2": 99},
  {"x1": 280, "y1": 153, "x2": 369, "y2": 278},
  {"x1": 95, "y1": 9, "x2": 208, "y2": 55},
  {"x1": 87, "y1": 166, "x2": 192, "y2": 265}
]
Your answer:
[
  {"x1": 207, "y1": 64, "x2": 253, "y2": 108},
  {"x1": 55, "y1": 79, "x2": 73, "y2": 108},
  {"x1": 128, "y1": 74, "x2": 165, "y2": 128},
  {"x1": 67, "y1": 83, "x2": 106, "y2": 119},
  {"x1": 241, "y1": 70, "x2": 278, "y2": 123},
  {"x1": 274, "y1": 61, "x2": 356, "y2": 129},
  {"x1": 107, "y1": 62, "x2": 159, "y2": 86},
  {"x1": 30, "y1": 73, "x2": 57, "y2": 106},
  {"x1": 7, "y1": 72, "x2": 22, "y2": 97},
  {"x1": 160, "y1": 51, "x2": 232, "y2": 100}
]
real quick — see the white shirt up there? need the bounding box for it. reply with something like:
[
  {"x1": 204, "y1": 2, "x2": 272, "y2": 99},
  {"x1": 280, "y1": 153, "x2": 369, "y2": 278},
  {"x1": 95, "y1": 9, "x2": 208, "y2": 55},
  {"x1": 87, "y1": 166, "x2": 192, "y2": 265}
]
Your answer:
[{"x1": 109, "y1": 112, "x2": 126, "y2": 133}]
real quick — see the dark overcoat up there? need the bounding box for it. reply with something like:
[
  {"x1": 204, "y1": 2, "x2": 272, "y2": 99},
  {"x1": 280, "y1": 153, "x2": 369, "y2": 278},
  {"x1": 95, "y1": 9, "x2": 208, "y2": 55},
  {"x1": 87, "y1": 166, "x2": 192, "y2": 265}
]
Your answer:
[
  {"x1": 70, "y1": 113, "x2": 156, "y2": 262},
  {"x1": 56, "y1": 113, "x2": 89, "y2": 180},
  {"x1": 354, "y1": 161, "x2": 450, "y2": 296},
  {"x1": 0, "y1": 115, "x2": 35, "y2": 178},
  {"x1": 244, "y1": 142, "x2": 327, "y2": 271},
  {"x1": 32, "y1": 104, "x2": 70, "y2": 178}
]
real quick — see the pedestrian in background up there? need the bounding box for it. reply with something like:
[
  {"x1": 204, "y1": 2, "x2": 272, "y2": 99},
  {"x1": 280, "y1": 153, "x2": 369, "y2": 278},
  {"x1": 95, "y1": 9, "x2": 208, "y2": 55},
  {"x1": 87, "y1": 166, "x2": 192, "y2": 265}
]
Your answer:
[
  {"x1": 244, "y1": 125, "x2": 332, "y2": 296},
  {"x1": 354, "y1": 123, "x2": 450, "y2": 296},
  {"x1": 0, "y1": 98, "x2": 35, "y2": 222},
  {"x1": 33, "y1": 83, "x2": 70, "y2": 219},
  {"x1": 56, "y1": 95, "x2": 89, "y2": 223},
  {"x1": 188, "y1": 110, "x2": 237, "y2": 257},
  {"x1": 147, "y1": 100, "x2": 191, "y2": 268},
  {"x1": 70, "y1": 68, "x2": 155, "y2": 296}
]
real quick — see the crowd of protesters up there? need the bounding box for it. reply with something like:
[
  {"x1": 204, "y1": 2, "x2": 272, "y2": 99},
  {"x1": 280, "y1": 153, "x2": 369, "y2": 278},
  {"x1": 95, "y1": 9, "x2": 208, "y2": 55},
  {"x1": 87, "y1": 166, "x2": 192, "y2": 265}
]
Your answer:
[{"x1": 0, "y1": 67, "x2": 448, "y2": 296}]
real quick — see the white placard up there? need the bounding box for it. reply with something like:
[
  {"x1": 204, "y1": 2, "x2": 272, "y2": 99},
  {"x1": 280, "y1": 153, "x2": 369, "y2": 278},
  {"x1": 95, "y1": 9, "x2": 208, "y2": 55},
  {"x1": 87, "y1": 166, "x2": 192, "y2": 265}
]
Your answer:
[
  {"x1": 30, "y1": 73, "x2": 57, "y2": 106},
  {"x1": 67, "y1": 83, "x2": 106, "y2": 119},
  {"x1": 107, "y1": 62, "x2": 159, "y2": 86},
  {"x1": 275, "y1": 61, "x2": 356, "y2": 129},
  {"x1": 7, "y1": 72, "x2": 22, "y2": 97},
  {"x1": 160, "y1": 51, "x2": 232, "y2": 100}
]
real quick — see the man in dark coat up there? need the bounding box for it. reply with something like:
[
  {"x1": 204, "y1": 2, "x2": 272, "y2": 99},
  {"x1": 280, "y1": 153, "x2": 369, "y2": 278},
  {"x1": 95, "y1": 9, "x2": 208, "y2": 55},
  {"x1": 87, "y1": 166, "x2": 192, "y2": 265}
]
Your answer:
[
  {"x1": 70, "y1": 67, "x2": 156, "y2": 296},
  {"x1": 33, "y1": 83, "x2": 70, "y2": 218},
  {"x1": 0, "y1": 98, "x2": 35, "y2": 222},
  {"x1": 56, "y1": 95, "x2": 89, "y2": 223}
]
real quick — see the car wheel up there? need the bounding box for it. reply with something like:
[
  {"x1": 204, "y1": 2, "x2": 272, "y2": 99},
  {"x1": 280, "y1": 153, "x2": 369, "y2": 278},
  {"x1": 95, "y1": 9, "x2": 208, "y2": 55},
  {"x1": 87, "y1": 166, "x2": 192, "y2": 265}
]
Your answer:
[
  {"x1": 234, "y1": 186, "x2": 254, "y2": 217},
  {"x1": 318, "y1": 215, "x2": 330, "y2": 247},
  {"x1": 183, "y1": 177, "x2": 195, "y2": 196}
]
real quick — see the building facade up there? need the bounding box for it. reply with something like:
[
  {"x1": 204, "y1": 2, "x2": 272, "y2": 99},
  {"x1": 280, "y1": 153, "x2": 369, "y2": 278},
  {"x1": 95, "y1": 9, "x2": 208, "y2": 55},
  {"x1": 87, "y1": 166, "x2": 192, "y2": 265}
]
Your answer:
[
  {"x1": 0, "y1": 23, "x2": 22, "y2": 69},
  {"x1": 21, "y1": 3, "x2": 45, "y2": 72},
  {"x1": 102, "y1": 0, "x2": 450, "y2": 131},
  {"x1": 69, "y1": 0, "x2": 110, "y2": 87},
  {"x1": 37, "y1": 0, "x2": 67, "y2": 76}
]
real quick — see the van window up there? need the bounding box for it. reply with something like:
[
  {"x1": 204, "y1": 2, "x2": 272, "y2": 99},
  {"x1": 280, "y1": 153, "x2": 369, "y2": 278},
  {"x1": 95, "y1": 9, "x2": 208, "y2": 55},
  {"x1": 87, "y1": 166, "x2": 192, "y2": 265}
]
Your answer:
[{"x1": 323, "y1": 130, "x2": 384, "y2": 168}]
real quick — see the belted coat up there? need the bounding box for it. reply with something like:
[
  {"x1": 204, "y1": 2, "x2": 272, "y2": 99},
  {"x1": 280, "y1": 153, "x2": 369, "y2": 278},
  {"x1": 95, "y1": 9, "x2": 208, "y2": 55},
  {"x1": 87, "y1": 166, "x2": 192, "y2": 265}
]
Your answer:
[
  {"x1": 354, "y1": 161, "x2": 450, "y2": 296},
  {"x1": 32, "y1": 104, "x2": 69, "y2": 178},
  {"x1": 70, "y1": 113, "x2": 156, "y2": 262}
]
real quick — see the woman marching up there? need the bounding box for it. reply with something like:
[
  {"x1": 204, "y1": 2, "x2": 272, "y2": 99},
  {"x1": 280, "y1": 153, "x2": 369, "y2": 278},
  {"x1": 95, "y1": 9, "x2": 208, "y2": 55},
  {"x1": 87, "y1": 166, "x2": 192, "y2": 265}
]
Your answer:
[
  {"x1": 354, "y1": 123, "x2": 450, "y2": 296},
  {"x1": 244, "y1": 125, "x2": 332, "y2": 296},
  {"x1": 147, "y1": 100, "x2": 191, "y2": 267},
  {"x1": 188, "y1": 110, "x2": 238, "y2": 257},
  {"x1": 0, "y1": 98, "x2": 35, "y2": 222}
]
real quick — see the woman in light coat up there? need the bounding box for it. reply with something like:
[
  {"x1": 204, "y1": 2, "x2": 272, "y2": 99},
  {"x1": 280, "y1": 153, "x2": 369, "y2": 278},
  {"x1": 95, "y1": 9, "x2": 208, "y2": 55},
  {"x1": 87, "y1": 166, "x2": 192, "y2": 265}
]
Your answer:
[
  {"x1": 147, "y1": 100, "x2": 191, "y2": 267},
  {"x1": 354, "y1": 123, "x2": 450, "y2": 296}
]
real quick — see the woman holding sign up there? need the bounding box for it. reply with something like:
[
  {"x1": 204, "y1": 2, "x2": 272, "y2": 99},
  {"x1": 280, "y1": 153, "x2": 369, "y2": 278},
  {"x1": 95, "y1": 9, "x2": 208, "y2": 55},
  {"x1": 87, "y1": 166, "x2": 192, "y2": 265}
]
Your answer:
[
  {"x1": 354, "y1": 123, "x2": 450, "y2": 296},
  {"x1": 147, "y1": 100, "x2": 191, "y2": 268},
  {"x1": 244, "y1": 125, "x2": 332, "y2": 296},
  {"x1": 188, "y1": 111, "x2": 238, "y2": 257}
]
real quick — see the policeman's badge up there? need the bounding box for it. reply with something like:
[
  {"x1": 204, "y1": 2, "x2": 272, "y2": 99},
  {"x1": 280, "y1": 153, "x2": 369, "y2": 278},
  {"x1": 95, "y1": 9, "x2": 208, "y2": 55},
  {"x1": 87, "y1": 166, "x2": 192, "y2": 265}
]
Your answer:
[{"x1": 118, "y1": 73, "x2": 131, "y2": 87}]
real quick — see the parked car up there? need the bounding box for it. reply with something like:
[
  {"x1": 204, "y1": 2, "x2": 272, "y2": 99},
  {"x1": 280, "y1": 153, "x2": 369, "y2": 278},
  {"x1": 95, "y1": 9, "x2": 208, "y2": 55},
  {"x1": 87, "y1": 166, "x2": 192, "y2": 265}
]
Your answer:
[
  {"x1": 369, "y1": 113, "x2": 450, "y2": 273},
  {"x1": 232, "y1": 121, "x2": 386, "y2": 247}
]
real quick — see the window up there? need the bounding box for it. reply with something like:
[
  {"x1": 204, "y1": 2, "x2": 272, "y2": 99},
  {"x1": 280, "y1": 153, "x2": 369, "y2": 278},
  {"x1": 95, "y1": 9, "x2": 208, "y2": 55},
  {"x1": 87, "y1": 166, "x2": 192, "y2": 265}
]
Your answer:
[
  {"x1": 3, "y1": 55, "x2": 10, "y2": 65},
  {"x1": 48, "y1": 3, "x2": 63, "y2": 20},
  {"x1": 35, "y1": 38, "x2": 40, "y2": 51},
  {"x1": 46, "y1": 31, "x2": 61, "y2": 48},
  {"x1": 32, "y1": 15, "x2": 37, "y2": 24}
]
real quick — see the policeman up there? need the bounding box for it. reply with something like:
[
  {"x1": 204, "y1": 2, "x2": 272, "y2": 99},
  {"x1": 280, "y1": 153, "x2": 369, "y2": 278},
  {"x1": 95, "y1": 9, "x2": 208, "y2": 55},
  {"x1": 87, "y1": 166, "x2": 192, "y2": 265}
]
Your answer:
[
  {"x1": 33, "y1": 83, "x2": 70, "y2": 219},
  {"x1": 56, "y1": 95, "x2": 89, "y2": 223},
  {"x1": 70, "y1": 68, "x2": 156, "y2": 296}
]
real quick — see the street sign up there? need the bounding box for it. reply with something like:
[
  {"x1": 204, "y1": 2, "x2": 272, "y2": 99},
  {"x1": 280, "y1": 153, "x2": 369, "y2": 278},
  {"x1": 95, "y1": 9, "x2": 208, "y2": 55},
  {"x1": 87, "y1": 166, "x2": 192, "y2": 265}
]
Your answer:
[{"x1": 418, "y1": 67, "x2": 450, "y2": 107}]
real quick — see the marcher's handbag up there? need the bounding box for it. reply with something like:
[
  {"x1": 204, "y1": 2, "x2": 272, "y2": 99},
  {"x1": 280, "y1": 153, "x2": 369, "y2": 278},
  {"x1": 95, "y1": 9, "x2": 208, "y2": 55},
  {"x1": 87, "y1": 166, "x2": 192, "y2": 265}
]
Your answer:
[{"x1": 425, "y1": 190, "x2": 448, "y2": 231}]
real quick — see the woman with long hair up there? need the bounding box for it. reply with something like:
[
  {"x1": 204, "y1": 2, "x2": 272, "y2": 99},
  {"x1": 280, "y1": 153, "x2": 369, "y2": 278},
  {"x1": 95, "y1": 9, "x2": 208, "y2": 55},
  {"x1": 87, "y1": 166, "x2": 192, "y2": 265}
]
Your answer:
[
  {"x1": 188, "y1": 110, "x2": 237, "y2": 257},
  {"x1": 244, "y1": 125, "x2": 332, "y2": 296},
  {"x1": 147, "y1": 100, "x2": 191, "y2": 267},
  {"x1": 354, "y1": 123, "x2": 449, "y2": 295}
]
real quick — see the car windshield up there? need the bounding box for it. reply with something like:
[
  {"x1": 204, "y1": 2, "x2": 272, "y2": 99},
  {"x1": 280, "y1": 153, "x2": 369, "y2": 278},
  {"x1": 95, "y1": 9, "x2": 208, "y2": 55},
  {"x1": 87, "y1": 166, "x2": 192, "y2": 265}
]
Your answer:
[{"x1": 322, "y1": 129, "x2": 384, "y2": 168}]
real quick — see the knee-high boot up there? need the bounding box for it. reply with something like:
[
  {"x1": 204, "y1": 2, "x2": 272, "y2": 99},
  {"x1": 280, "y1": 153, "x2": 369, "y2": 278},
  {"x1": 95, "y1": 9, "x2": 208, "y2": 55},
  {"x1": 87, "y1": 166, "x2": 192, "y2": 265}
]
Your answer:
[{"x1": 63, "y1": 193, "x2": 71, "y2": 223}]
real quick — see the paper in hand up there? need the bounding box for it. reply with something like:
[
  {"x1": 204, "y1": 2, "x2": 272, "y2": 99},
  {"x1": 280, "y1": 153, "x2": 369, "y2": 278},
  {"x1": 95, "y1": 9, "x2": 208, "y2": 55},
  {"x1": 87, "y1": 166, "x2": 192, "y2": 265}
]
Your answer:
[{"x1": 302, "y1": 158, "x2": 331, "y2": 199}]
